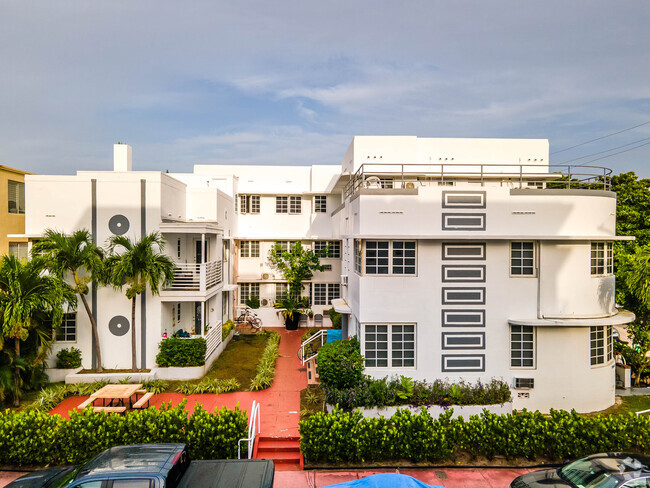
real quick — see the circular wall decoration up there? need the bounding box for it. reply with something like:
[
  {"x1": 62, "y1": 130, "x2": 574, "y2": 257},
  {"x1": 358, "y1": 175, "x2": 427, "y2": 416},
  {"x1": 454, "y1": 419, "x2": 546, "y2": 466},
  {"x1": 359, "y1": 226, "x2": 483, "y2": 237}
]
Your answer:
[
  {"x1": 108, "y1": 315, "x2": 130, "y2": 337},
  {"x1": 108, "y1": 214, "x2": 130, "y2": 235}
]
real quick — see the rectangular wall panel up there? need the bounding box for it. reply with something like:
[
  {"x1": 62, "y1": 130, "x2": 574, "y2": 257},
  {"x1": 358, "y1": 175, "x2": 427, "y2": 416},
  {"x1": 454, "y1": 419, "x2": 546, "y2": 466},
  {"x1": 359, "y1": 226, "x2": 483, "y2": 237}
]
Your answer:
[
  {"x1": 442, "y1": 243, "x2": 486, "y2": 260},
  {"x1": 442, "y1": 191, "x2": 486, "y2": 209},
  {"x1": 442, "y1": 213, "x2": 486, "y2": 231},
  {"x1": 441, "y1": 309, "x2": 485, "y2": 327},
  {"x1": 442, "y1": 287, "x2": 485, "y2": 305},
  {"x1": 442, "y1": 354, "x2": 485, "y2": 372},
  {"x1": 442, "y1": 332, "x2": 485, "y2": 350},
  {"x1": 442, "y1": 265, "x2": 486, "y2": 282}
]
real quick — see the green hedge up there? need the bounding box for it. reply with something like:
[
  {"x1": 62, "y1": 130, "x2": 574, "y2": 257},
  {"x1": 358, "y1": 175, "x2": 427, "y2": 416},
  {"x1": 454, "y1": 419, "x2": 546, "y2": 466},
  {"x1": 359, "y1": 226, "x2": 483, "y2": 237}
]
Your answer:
[
  {"x1": 316, "y1": 338, "x2": 364, "y2": 389},
  {"x1": 156, "y1": 337, "x2": 206, "y2": 367},
  {"x1": 55, "y1": 347, "x2": 82, "y2": 369},
  {"x1": 0, "y1": 401, "x2": 247, "y2": 465},
  {"x1": 299, "y1": 407, "x2": 650, "y2": 464}
]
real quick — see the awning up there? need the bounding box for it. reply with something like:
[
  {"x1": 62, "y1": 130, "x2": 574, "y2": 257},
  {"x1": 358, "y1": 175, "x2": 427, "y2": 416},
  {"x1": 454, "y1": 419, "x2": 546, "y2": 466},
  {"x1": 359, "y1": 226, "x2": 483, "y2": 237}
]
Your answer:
[
  {"x1": 509, "y1": 310, "x2": 635, "y2": 327},
  {"x1": 331, "y1": 298, "x2": 352, "y2": 314}
]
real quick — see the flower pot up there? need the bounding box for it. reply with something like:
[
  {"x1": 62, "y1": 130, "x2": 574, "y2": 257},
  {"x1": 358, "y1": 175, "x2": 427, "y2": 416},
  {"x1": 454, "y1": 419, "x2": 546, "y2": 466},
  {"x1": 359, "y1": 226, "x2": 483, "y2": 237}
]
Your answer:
[{"x1": 285, "y1": 312, "x2": 302, "y2": 330}]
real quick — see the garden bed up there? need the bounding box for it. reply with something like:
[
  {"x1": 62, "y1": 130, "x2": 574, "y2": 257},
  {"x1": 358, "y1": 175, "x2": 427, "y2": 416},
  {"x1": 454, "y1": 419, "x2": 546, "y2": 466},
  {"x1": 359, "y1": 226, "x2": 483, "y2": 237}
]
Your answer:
[{"x1": 325, "y1": 401, "x2": 513, "y2": 420}]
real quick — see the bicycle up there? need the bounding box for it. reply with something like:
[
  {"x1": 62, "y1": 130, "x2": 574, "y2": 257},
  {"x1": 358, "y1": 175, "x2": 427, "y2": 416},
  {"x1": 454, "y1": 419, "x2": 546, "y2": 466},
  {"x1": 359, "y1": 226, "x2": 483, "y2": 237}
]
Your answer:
[{"x1": 236, "y1": 307, "x2": 262, "y2": 330}]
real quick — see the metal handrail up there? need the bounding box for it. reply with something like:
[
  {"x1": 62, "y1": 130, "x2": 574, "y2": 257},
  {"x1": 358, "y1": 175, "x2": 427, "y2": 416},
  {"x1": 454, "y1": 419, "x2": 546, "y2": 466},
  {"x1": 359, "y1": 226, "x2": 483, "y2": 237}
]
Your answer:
[
  {"x1": 344, "y1": 162, "x2": 613, "y2": 199},
  {"x1": 238, "y1": 400, "x2": 261, "y2": 459},
  {"x1": 299, "y1": 329, "x2": 327, "y2": 365}
]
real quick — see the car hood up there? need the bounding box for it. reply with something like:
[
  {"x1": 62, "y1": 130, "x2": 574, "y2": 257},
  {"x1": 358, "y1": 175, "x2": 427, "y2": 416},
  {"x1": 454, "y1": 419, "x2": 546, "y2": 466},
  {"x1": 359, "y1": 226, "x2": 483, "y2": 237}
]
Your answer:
[
  {"x1": 5, "y1": 467, "x2": 72, "y2": 488},
  {"x1": 512, "y1": 468, "x2": 574, "y2": 488}
]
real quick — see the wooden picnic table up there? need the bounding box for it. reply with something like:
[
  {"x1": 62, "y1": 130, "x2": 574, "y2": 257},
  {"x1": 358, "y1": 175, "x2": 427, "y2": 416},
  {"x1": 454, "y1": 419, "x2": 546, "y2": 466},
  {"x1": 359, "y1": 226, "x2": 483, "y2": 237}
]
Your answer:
[{"x1": 90, "y1": 383, "x2": 143, "y2": 408}]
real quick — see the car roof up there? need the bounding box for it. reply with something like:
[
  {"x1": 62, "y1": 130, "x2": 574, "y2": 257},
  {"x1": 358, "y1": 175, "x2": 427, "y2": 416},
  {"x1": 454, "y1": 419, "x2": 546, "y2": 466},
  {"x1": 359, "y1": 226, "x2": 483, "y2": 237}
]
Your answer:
[{"x1": 76, "y1": 444, "x2": 185, "y2": 479}]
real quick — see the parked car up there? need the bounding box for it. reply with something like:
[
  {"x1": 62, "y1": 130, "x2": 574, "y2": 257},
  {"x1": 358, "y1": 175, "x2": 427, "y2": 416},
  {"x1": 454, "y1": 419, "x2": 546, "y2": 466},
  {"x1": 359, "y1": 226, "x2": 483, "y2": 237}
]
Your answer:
[
  {"x1": 511, "y1": 452, "x2": 650, "y2": 487},
  {"x1": 6, "y1": 443, "x2": 274, "y2": 488}
]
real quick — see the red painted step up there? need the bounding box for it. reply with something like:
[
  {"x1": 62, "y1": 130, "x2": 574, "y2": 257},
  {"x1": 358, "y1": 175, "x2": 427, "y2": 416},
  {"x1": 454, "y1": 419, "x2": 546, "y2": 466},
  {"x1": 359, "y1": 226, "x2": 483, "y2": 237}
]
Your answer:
[{"x1": 254, "y1": 436, "x2": 303, "y2": 471}]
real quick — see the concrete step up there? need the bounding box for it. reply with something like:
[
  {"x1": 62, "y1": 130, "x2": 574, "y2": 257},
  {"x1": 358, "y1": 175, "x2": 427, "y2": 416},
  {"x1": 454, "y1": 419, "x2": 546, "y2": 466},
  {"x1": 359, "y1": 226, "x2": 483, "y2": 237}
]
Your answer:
[{"x1": 254, "y1": 436, "x2": 303, "y2": 470}]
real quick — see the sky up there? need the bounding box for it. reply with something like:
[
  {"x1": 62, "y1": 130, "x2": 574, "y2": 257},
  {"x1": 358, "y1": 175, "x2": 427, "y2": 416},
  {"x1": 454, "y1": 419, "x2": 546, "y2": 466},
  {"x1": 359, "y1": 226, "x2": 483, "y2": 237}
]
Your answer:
[{"x1": 1, "y1": 1, "x2": 649, "y2": 177}]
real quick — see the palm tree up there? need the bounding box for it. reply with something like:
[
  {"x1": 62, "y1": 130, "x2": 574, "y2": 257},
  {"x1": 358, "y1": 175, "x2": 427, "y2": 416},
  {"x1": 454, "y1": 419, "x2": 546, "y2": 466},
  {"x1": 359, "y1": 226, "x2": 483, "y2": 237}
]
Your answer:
[
  {"x1": 0, "y1": 255, "x2": 75, "y2": 406},
  {"x1": 32, "y1": 229, "x2": 106, "y2": 372},
  {"x1": 106, "y1": 232, "x2": 175, "y2": 371}
]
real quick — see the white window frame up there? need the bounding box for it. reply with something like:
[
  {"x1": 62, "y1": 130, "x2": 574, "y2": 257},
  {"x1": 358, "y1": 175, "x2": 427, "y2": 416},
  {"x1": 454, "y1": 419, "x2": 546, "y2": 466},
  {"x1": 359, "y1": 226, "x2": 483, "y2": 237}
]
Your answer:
[
  {"x1": 590, "y1": 325, "x2": 613, "y2": 366},
  {"x1": 313, "y1": 283, "x2": 341, "y2": 306},
  {"x1": 314, "y1": 240, "x2": 341, "y2": 259},
  {"x1": 239, "y1": 194, "x2": 261, "y2": 214},
  {"x1": 289, "y1": 196, "x2": 301, "y2": 214},
  {"x1": 8, "y1": 180, "x2": 25, "y2": 215},
  {"x1": 314, "y1": 195, "x2": 327, "y2": 213},
  {"x1": 363, "y1": 323, "x2": 416, "y2": 368},
  {"x1": 240, "y1": 283, "x2": 260, "y2": 305},
  {"x1": 591, "y1": 242, "x2": 613, "y2": 276},
  {"x1": 275, "y1": 283, "x2": 288, "y2": 301},
  {"x1": 510, "y1": 241, "x2": 536, "y2": 277},
  {"x1": 510, "y1": 325, "x2": 535, "y2": 368},
  {"x1": 8, "y1": 242, "x2": 28, "y2": 260},
  {"x1": 354, "y1": 240, "x2": 362, "y2": 274},
  {"x1": 364, "y1": 240, "x2": 417, "y2": 276},
  {"x1": 275, "y1": 196, "x2": 288, "y2": 213},
  {"x1": 240, "y1": 240, "x2": 260, "y2": 258},
  {"x1": 54, "y1": 313, "x2": 77, "y2": 342}
]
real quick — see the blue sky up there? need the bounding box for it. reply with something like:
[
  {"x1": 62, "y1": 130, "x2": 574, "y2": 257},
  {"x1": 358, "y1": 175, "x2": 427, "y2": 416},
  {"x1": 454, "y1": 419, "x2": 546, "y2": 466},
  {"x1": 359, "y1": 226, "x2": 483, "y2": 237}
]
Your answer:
[{"x1": 1, "y1": 1, "x2": 649, "y2": 176}]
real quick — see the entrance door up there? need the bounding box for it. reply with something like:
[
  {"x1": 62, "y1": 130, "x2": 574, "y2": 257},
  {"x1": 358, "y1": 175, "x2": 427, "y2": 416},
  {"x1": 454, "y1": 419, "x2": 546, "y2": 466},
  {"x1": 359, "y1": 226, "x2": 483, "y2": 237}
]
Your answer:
[{"x1": 195, "y1": 240, "x2": 209, "y2": 264}]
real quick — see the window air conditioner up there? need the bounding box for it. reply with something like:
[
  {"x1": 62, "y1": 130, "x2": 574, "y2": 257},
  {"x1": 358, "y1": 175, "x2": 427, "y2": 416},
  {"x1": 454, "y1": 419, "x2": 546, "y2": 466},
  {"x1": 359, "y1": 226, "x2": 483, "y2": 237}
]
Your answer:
[
  {"x1": 513, "y1": 378, "x2": 534, "y2": 389},
  {"x1": 341, "y1": 274, "x2": 349, "y2": 286}
]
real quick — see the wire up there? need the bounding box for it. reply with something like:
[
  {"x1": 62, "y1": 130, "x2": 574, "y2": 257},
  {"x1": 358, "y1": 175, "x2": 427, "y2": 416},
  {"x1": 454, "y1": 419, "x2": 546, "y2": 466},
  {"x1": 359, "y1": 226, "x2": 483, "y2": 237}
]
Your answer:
[
  {"x1": 556, "y1": 136, "x2": 650, "y2": 165},
  {"x1": 551, "y1": 121, "x2": 650, "y2": 155},
  {"x1": 572, "y1": 140, "x2": 650, "y2": 166}
]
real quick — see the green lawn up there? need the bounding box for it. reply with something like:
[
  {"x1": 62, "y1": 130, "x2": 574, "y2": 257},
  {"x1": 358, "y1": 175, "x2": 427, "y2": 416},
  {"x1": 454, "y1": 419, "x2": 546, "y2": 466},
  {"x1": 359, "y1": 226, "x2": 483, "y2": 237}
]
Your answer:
[
  {"x1": 203, "y1": 333, "x2": 269, "y2": 388},
  {"x1": 591, "y1": 394, "x2": 650, "y2": 416}
]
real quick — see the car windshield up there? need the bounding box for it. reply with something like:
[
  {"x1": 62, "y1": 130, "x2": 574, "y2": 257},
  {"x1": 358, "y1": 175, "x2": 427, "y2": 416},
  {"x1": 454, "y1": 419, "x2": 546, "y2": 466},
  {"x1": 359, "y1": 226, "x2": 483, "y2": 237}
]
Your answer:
[
  {"x1": 560, "y1": 458, "x2": 620, "y2": 488},
  {"x1": 49, "y1": 466, "x2": 84, "y2": 488}
]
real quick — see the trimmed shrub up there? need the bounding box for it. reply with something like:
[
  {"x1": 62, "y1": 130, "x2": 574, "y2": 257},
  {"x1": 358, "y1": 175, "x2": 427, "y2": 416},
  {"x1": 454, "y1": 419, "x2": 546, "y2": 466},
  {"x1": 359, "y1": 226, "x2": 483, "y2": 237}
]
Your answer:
[
  {"x1": 316, "y1": 338, "x2": 364, "y2": 389},
  {"x1": 55, "y1": 347, "x2": 82, "y2": 369},
  {"x1": 0, "y1": 401, "x2": 247, "y2": 465},
  {"x1": 222, "y1": 320, "x2": 235, "y2": 341},
  {"x1": 156, "y1": 337, "x2": 206, "y2": 367},
  {"x1": 299, "y1": 407, "x2": 650, "y2": 464},
  {"x1": 245, "y1": 295, "x2": 260, "y2": 309}
]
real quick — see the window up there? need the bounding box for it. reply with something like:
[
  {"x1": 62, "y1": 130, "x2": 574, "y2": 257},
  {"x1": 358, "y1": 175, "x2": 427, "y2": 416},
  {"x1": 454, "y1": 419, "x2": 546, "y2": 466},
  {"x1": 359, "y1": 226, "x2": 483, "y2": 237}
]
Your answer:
[
  {"x1": 590, "y1": 326, "x2": 613, "y2": 365},
  {"x1": 274, "y1": 240, "x2": 298, "y2": 256},
  {"x1": 239, "y1": 195, "x2": 260, "y2": 214},
  {"x1": 177, "y1": 238, "x2": 181, "y2": 259},
  {"x1": 275, "y1": 283, "x2": 288, "y2": 301},
  {"x1": 314, "y1": 195, "x2": 327, "y2": 213},
  {"x1": 510, "y1": 325, "x2": 534, "y2": 368},
  {"x1": 176, "y1": 303, "x2": 181, "y2": 323},
  {"x1": 8, "y1": 242, "x2": 28, "y2": 260},
  {"x1": 313, "y1": 283, "x2": 340, "y2": 305},
  {"x1": 365, "y1": 241, "x2": 416, "y2": 275},
  {"x1": 354, "y1": 240, "x2": 362, "y2": 273},
  {"x1": 55, "y1": 313, "x2": 77, "y2": 342},
  {"x1": 276, "y1": 196, "x2": 301, "y2": 214},
  {"x1": 240, "y1": 241, "x2": 260, "y2": 258},
  {"x1": 314, "y1": 240, "x2": 341, "y2": 258},
  {"x1": 322, "y1": 264, "x2": 332, "y2": 271},
  {"x1": 511, "y1": 242, "x2": 535, "y2": 276},
  {"x1": 8, "y1": 181, "x2": 25, "y2": 214},
  {"x1": 379, "y1": 178, "x2": 394, "y2": 189},
  {"x1": 364, "y1": 324, "x2": 415, "y2": 368},
  {"x1": 112, "y1": 480, "x2": 153, "y2": 488},
  {"x1": 239, "y1": 283, "x2": 259, "y2": 305},
  {"x1": 591, "y1": 242, "x2": 613, "y2": 275}
]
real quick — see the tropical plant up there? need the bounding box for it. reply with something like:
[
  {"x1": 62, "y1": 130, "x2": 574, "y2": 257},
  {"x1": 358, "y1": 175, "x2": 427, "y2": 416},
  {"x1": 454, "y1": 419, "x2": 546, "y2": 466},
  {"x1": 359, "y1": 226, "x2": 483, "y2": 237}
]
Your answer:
[
  {"x1": 55, "y1": 347, "x2": 82, "y2": 369},
  {"x1": 245, "y1": 295, "x2": 260, "y2": 309},
  {"x1": 316, "y1": 338, "x2": 364, "y2": 390},
  {"x1": 0, "y1": 255, "x2": 75, "y2": 406},
  {"x1": 105, "y1": 232, "x2": 176, "y2": 371},
  {"x1": 32, "y1": 229, "x2": 106, "y2": 372}
]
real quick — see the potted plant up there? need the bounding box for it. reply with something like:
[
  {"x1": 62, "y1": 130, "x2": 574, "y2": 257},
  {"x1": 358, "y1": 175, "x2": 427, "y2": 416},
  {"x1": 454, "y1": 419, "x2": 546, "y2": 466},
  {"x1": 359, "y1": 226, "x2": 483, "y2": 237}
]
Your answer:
[{"x1": 268, "y1": 242, "x2": 327, "y2": 329}]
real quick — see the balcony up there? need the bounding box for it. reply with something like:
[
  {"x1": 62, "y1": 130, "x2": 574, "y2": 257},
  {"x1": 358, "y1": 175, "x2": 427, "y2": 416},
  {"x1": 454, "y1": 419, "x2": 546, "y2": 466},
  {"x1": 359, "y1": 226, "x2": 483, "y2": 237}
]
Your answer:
[
  {"x1": 344, "y1": 163, "x2": 612, "y2": 199},
  {"x1": 164, "y1": 260, "x2": 222, "y2": 292}
]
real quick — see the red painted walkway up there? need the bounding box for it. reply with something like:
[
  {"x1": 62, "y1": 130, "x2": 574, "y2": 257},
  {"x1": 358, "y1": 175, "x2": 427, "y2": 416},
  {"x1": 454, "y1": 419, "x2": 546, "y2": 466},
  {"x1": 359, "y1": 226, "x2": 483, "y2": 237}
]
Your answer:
[{"x1": 50, "y1": 328, "x2": 307, "y2": 438}]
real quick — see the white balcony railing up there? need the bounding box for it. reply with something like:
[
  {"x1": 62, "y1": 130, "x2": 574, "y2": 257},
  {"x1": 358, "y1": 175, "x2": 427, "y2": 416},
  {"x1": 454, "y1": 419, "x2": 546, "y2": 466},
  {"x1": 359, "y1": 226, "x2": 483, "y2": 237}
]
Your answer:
[
  {"x1": 205, "y1": 320, "x2": 222, "y2": 359},
  {"x1": 165, "y1": 260, "x2": 223, "y2": 292}
]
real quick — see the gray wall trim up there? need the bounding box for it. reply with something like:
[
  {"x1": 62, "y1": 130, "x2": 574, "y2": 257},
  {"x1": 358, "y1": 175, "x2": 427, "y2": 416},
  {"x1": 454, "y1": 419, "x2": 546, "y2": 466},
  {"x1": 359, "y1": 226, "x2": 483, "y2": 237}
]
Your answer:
[
  {"x1": 442, "y1": 242, "x2": 486, "y2": 260},
  {"x1": 442, "y1": 332, "x2": 486, "y2": 350},
  {"x1": 510, "y1": 189, "x2": 615, "y2": 198},
  {"x1": 442, "y1": 213, "x2": 486, "y2": 231},
  {"x1": 91, "y1": 179, "x2": 97, "y2": 369},
  {"x1": 140, "y1": 179, "x2": 146, "y2": 368},
  {"x1": 442, "y1": 309, "x2": 486, "y2": 327},
  {"x1": 442, "y1": 287, "x2": 486, "y2": 305},
  {"x1": 442, "y1": 265, "x2": 486, "y2": 282},
  {"x1": 442, "y1": 191, "x2": 486, "y2": 208},
  {"x1": 442, "y1": 354, "x2": 485, "y2": 372}
]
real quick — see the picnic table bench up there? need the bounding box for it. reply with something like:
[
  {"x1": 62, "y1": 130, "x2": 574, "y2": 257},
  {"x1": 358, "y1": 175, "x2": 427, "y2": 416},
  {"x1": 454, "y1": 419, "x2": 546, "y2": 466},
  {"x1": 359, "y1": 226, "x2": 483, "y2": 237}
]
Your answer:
[{"x1": 77, "y1": 383, "x2": 148, "y2": 412}]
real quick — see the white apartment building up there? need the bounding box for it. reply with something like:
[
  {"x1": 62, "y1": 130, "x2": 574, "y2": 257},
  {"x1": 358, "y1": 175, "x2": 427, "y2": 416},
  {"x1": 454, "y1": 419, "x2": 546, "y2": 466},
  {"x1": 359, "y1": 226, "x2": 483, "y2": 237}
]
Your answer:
[{"x1": 22, "y1": 136, "x2": 632, "y2": 413}]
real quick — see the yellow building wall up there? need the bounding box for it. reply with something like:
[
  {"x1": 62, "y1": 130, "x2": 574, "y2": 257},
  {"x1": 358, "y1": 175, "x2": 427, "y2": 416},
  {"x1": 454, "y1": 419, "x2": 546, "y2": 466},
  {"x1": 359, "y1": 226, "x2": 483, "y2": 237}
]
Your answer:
[{"x1": 0, "y1": 166, "x2": 31, "y2": 256}]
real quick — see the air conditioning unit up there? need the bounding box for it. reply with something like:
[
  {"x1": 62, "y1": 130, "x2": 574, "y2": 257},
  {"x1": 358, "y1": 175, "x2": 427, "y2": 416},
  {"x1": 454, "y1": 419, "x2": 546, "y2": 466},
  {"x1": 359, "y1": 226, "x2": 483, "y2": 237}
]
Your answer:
[
  {"x1": 261, "y1": 273, "x2": 271, "y2": 280},
  {"x1": 405, "y1": 182, "x2": 415, "y2": 189},
  {"x1": 513, "y1": 378, "x2": 534, "y2": 389},
  {"x1": 261, "y1": 298, "x2": 271, "y2": 307},
  {"x1": 341, "y1": 274, "x2": 349, "y2": 286}
]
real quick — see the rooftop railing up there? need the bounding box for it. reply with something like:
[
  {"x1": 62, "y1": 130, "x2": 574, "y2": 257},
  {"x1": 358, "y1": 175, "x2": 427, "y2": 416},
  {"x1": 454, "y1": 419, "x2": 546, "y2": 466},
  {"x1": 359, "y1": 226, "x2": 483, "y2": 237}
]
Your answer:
[{"x1": 344, "y1": 163, "x2": 612, "y2": 199}]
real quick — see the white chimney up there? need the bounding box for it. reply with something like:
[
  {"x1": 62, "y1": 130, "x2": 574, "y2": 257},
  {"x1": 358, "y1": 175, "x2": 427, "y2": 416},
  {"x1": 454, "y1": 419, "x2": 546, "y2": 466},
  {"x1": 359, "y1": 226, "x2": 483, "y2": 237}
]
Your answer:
[{"x1": 113, "y1": 143, "x2": 132, "y2": 171}]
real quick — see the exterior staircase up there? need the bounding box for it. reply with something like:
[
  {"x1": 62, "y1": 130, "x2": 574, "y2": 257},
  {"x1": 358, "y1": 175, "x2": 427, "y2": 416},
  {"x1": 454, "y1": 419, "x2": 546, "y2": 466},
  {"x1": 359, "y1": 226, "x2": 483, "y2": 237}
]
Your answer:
[{"x1": 253, "y1": 435, "x2": 303, "y2": 471}]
